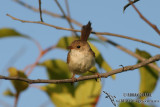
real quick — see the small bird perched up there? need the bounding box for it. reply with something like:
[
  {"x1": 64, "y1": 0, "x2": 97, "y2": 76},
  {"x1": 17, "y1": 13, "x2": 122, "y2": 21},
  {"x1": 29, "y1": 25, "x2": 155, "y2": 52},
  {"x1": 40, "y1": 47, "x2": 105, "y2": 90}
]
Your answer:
[{"x1": 67, "y1": 21, "x2": 95, "y2": 81}]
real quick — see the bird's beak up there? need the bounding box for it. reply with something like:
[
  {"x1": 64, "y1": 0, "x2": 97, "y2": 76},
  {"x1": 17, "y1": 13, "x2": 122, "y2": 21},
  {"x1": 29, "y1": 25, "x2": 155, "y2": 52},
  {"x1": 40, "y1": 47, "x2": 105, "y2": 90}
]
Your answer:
[{"x1": 67, "y1": 46, "x2": 73, "y2": 49}]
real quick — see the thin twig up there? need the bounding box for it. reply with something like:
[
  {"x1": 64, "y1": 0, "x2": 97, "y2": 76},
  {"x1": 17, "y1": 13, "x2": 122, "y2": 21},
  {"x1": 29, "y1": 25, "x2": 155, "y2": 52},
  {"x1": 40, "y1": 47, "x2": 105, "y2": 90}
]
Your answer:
[
  {"x1": 39, "y1": 0, "x2": 43, "y2": 22},
  {"x1": 13, "y1": 0, "x2": 160, "y2": 48},
  {"x1": 93, "y1": 32, "x2": 160, "y2": 49},
  {"x1": 7, "y1": 14, "x2": 77, "y2": 31},
  {"x1": 23, "y1": 39, "x2": 42, "y2": 72},
  {"x1": 7, "y1": 14, "x2": 160, "y2": 49},
  {"x1": 14, "y1": 93, "x2": 19, "y2": 107},
  {"x1": 123, "y1": 0, "x2": 139, "y2": 12},
  {"x1": 0, "y1": 54, "x2": 160, "y2": 84},
  {"x1": 26, "y1": 53, "x2": 42, "y2": 75},
  {"x1": 97, "y1": 35, "x2": 160, "y2": 71},
  {"x1": 0, "y1": 46, "x2": 26, "y2": 87},
  {"x1": 13, "y1": 0, "x2": 82, "y2": 26},
  {"x1": 54, "y1": 0, "x2": 78, "y2": 36},
  {"x1": 11, "y1": 0, "x2": 160, "y2": 74},
  {"x1": 64, "y1": 0, "x2": 74, "y2": 35},
  {"x1": 26, "y1": 45, "x2": 56, "y2": 75},
  {"x1": 128, "y1": 0, "x2": 160, "y2": 35},
  {"x1": 65, "y1": 0, "x2": 71, "y2": 19},
  {"x1": 31, "y1": 38, "x2": 42, "y2": 52}
]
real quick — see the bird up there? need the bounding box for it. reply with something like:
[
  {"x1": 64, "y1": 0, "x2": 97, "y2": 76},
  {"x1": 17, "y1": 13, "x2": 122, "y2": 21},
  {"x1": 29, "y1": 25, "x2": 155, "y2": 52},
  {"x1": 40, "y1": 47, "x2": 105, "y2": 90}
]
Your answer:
[{"x1": 67, "y1": 21, "x2": 95, "y2": 81}]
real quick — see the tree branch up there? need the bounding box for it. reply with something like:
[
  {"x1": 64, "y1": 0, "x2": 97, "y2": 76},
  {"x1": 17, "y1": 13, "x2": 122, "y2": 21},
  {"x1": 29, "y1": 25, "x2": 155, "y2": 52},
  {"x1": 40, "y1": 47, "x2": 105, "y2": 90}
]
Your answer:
[
  {"x1": 128, "y1": 0, "x2": 160, "y2": 35},
  {"x1": 38, "y1": 0, "x2": 43, "y2": 22},
  {"x1": 97, "y1": 35, "x2": 160, "y2": 72},
  {"x1": 1, "y1": 54, "x2": 160, "y2": 84},
  {"x1": 54, "y1": 0, "x2": 78, "y2": 36},
  {"x1": 6, "y1": 13, "x2": 160, "y2": 71},
  {"x1": 65, "y1": 0, "x2": 71, "y2": 19},
  {"x1": 13, "y1": 0, "x2": 82, "y2": 26},
  {"x1": 25, "y1": 45, "x2": 56, "y2": 75},
  {"x1": 6, "y1": 14, "x2": 160, "y2": 49}
]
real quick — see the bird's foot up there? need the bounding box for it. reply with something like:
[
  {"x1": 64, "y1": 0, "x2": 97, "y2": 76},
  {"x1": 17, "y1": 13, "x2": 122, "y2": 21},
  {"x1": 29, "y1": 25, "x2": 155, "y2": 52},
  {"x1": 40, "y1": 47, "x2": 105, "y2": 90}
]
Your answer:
[
  {"x1": 89, "y1": 70, "x2": 101, "y2": 81},
  {"x1": 95, "y1": 73, "x2": 101, "y2": 81},
  {"x1": 70, "y1": 73, "x2": 77, "y2": 85}
]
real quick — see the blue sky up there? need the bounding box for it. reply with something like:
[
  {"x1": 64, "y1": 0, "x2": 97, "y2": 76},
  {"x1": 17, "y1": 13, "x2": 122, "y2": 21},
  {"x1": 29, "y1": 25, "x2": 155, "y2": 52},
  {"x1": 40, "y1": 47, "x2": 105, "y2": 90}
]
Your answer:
[{"x1": 0, "y1": 0, "x2": 160, "y2": 107}]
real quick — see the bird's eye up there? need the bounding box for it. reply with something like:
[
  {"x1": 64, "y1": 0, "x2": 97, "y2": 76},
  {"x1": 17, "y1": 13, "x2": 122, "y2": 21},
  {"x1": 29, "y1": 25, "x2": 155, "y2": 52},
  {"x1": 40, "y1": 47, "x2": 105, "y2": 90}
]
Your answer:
[{"x1": 77, "y1": 45, "x2": 81, "y2": 48}]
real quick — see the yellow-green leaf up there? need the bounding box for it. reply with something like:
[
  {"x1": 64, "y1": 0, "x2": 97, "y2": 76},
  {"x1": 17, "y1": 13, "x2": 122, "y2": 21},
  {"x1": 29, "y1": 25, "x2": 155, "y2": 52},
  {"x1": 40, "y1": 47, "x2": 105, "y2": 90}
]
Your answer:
[
  {"x1": 40, "y1": 58, "x2": 102, "y2": 107},
  {"x1": 0, "y1": 28, "x2": 29, "y2": 39},
  {"x1": 39, "y1": 59, "x2": 72, "y2": 80},
  {"x1": 3, "y1": 88, "x2": 15, "y2": 97},
  {"x1": 136, "y1": 49, "x2": 159, "y2": 100},
  {"x1": 41, "y1": 80, "x2": 101, "y2": 107},
  {"x1": 119, "y1": 102, "x2": 154, "y2": 107},
  {"x1": 56, "y1": 36, "x2": 78, "y2": 49},
  {"x1": 41, "y1": 84, "x2": 76, "y2": 107},
  {"x1": 75, "y1": 80, "x2": 101, "y2": 107},
  {"x1": 8, "y1": 67, "x2": 29, "y2": 93},
  {"x1": 88, "y1": 37, "x2": 106, "y2": 47},
  {"x1": 56, "y1": 36, "x2": 115, "y2": 79},
  {"x1": 39, "y1": 59, "x2": 75, "y2": 95},
  {"x1": 89, "y1": 42, "x2": 115, "y2": 79}
]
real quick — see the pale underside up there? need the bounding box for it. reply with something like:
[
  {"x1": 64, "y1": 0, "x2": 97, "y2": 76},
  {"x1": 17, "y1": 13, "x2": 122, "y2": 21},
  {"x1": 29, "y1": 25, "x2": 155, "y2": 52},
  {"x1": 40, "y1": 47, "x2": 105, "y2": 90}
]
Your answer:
[{"x1": 68, "y1": 49, "x2": 95, "y2": 74}]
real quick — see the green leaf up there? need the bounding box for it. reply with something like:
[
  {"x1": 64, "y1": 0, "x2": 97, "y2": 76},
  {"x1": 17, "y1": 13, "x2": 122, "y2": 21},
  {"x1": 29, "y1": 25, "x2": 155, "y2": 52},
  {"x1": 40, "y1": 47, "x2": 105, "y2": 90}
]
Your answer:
[
  {"x1": 136, "y1": 49, "x2": 159, "y2": 100},
  {"x1": 0, "y1": 28, "x2": 29, "y2": 39},
  {"x1": 41, "y1": 84, "x2": 76, "y2": 107},
  {"x1": 88, "y1": 37, "x2": 106, "y2": 47},
  {"x1": 39, "y1": 59, "x2": 71, "y2": 80},
  {"x1": 56, "y1": 36, "x2": 77, "y2": 49},
  {"x1": 41, "y1": 80, "x2": 101, "y2": 107},
  {"x1": 119, "y1": 102, "x2": 154, "y2": 107},
  {"x1": 89, "y1": 42, "x2": 115, "y2": 79},
  {"x1": 40, "y1": 59, "x2": 76, "y2": 107},
  {"x1": 75, "y1": 80, "x2": 101, "y2": 107},
  {"x1": 3, "y1": 88, "x2": 15, "y2": 97},
  {"x1": 8, "y1": 67, "x2": 29, "y2": 93},
  {"x1": 56, "y1": 36, "x2": 115, "y2": 79},
  {"x1": 39, "y1": 59, "x2": 74, "y2": 94},
  {"x1": 40, "y1": 58, "x2": 102, "y2": 107}
]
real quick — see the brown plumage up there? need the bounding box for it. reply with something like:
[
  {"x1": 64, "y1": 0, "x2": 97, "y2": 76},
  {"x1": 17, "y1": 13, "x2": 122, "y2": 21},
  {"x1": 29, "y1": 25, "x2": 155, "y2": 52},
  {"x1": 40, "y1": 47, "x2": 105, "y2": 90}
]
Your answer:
[
  {"x1": 80, "y1": 21, "x2": 92, "y2": 41},
  {"x1": 67, "y1": 40, "x2": 95, "y2": 63},
  {"x1": 67, "y1": 52, "x2": 70, "y2": 64},
  {"x1": 67, "y1": 21, "x2": 95, "y2": 79}
]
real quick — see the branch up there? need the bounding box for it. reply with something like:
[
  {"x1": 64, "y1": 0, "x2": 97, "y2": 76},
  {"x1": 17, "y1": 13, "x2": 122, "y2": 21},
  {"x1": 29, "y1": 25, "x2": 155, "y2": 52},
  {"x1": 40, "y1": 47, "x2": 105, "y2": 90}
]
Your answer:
[
  {"x1": 128, "y1": 0, "x2": 160, "y2": 35},
  {"x1": 10, "y1": 0, "x2": 160, "y2": 75},
  {"x1": 1, "y1": 54, "x2": 160, "y2": 84},
  {"x1": 65, "y1": 0, "x2": 71, "y2": 19},
  {"x1": 7, "y1": 14, "x2": 76, "y2": 31},
  {"x1": 38, "y1": 0, "x2": 43, "y2": 22},
  {"x1": 13, "y1": 0, "x2": 82, "y2": 26},
  {"x1": 123, "y1": 0, "x2": 139, "y2": 13},
  {"x1": 97, "y1": 35, "x2": 160, "y2": 71},
  {"x1": 54, "y1": 0, "x2": 78, "y2": 36},
  {"x1": 93, "y1": 32, "x2": 160, "y2": 49},
  {"x1": 7, "y1": 14, "x2": 160, "y2": 49},
  {"x1": 6, "y1": 14, "x2": 160, "y2": 71},
  {"x1": 25, "y1": 45, "x2": 56, "y2": 75}
]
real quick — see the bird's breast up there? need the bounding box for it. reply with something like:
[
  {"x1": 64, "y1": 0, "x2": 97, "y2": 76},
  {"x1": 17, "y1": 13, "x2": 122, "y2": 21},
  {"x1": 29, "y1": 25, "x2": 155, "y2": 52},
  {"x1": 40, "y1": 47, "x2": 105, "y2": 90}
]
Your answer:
[{"x1": 68, "y1": 50, "x2": 95, "y2": 74}]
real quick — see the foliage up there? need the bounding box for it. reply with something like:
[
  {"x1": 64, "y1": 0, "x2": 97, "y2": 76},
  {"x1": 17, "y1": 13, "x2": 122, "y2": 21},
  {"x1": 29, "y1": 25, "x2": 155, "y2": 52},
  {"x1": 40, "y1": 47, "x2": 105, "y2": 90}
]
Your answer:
[
  {"x1": 119, "y1": 102, "x2": 154, "y2": 107},
  {"x1": 1, "y1": 0, "x2": 160, "y2": 107},
  {"x1": 56, "y1": 36, "x2": 115, "y2": 79},
  {"x1": 136, "y1": 49, "x2": 159, "y2": 100},
  {"x1": 0, "y1": 28, "x2": 29, "y2": 39}
]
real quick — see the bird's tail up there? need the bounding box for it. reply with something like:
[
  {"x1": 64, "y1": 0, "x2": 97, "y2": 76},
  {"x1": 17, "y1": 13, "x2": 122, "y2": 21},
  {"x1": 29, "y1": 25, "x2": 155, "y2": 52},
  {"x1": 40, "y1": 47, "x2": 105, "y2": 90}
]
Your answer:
[{"x1": 80, "y1": 21, "x2": 92, "y2": 41}]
